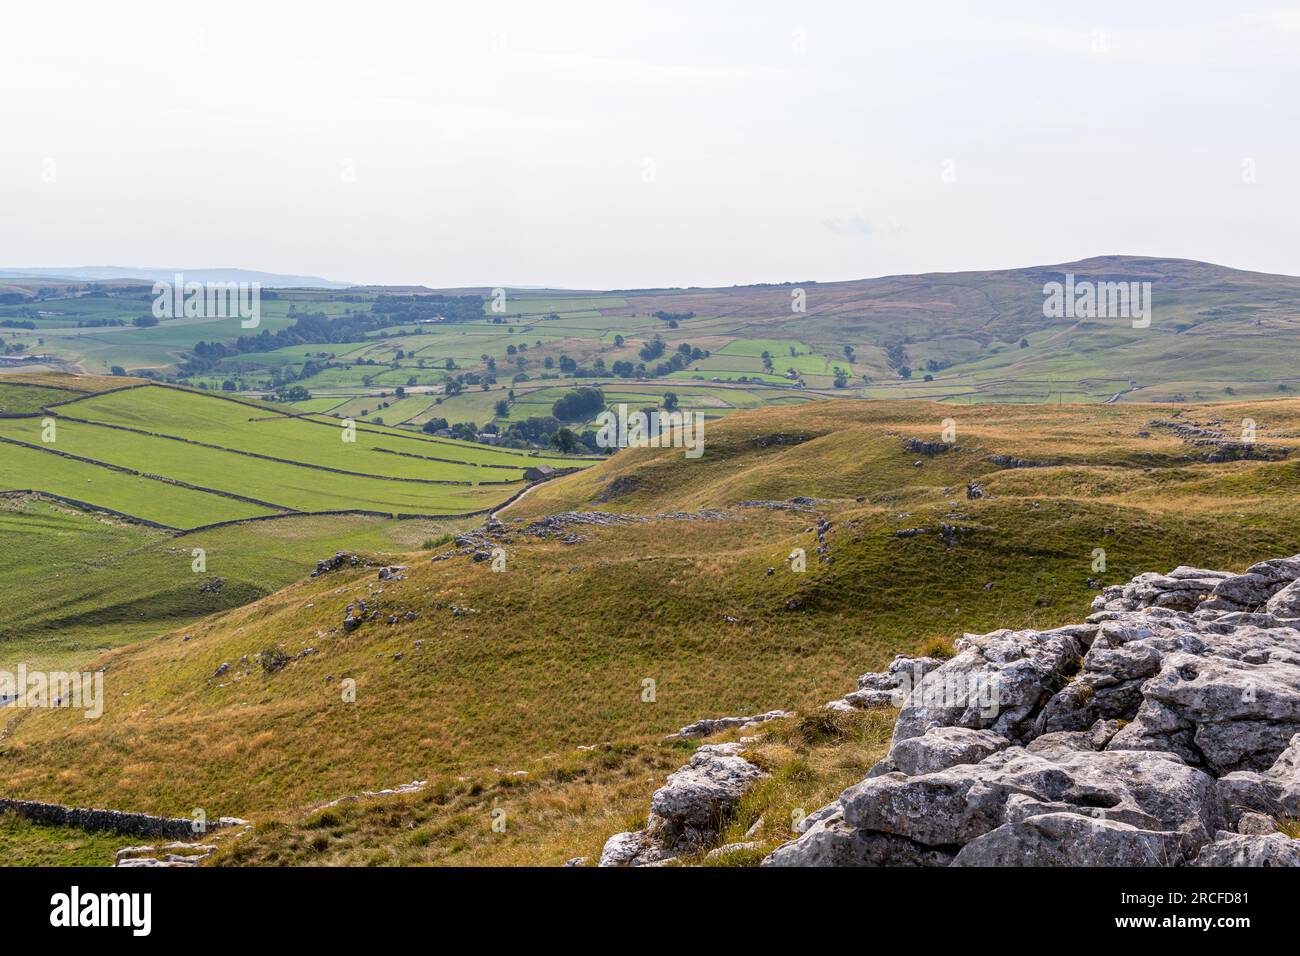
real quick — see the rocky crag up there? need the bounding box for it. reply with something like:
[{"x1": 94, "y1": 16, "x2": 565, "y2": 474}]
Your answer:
[{"x1": 604, "y1": 553, "x2": 1300, "y2": 866}]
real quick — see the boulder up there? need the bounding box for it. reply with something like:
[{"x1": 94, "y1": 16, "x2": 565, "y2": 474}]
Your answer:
[
  {"x1": 648, "y1": 742, "x2": 768, "y2": 850},
  {"x1": 1216, "y1": 732, "x2": 1300, "y2": 824},
  {"x1": 1267, "y1": 580, "x2": 1300, "y2": 621},
  {"x1": 599, "y1": 741, "x2": 768, "y2": 866},
  {"x1": 839, "y1": 747, "x2": 1221, "y2": 850},
  {"x1": 763, "y1": 806, "x2": 954, "y2": 867},
  {"x1": 1200, "y1": 555, "x2": 1300, "y2": 611},
  {"x1": 703, "y1": 841, "x2": 762, "y2": 862},
  {"x1": 1192, "y1": 832, "x2": 1300, "y2": 867},
  {"x1": 768, "y1": 554, "x2": 1300, "y2": 868},
  {"x1": 1024, "y1": 719, "x2": 1123, "y2": 759},
  {"x1": 1108, "y1": 644, "x2": 1300, "y2": 773},
  {"x1": 878, "y1": 725, "x2": 1009, "y2": 777},
  {"x1": 597, "y1": 831, "x2": 664, "y2": 868},
  {"x1": 826, "y1": 655, "x2": 943, "y2": 712},
  {"x1": 953, "y1": 812, "x2": 1200, "y2": 866}
]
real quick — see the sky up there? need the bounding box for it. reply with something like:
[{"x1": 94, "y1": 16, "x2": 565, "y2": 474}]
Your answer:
[{"x1": 2, "y1": 1, "x2": 1297, "y2": 288}]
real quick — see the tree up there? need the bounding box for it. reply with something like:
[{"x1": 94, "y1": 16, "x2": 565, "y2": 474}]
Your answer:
[
  {"x1": 422, "y1": 417, "x2": 449, "y2": 434},
  {"x1": 276, "y1": 384, "x2": 311, "y2": 402},
  {"x1": 639, "y1": 337, "x2": 666, "y2": 363},
  {"x1": 663, "y1": 392, "x2": 679, "y2": 410},
  {"x1": 1019, "y1": 338, "x2": 1030, "y2": 349},
  {"x1": 832, "y1": 367, "x2": 849, "y2": 388},
  {"x1": 551, "y1": 427, "x2": 580, "y2": 453},
  {"x1": 110, "y1": 365, "x2": 126, "y2": 376},
  {"x1": 613, "y1": 335, "x2": 625, "y2": 347},
  {"x1": 494, "y1": 399, "x2": 509, "y2": 417},
  {"x1": 552, "y1": 386, "x2": 605, "y2": 421},
  {"x1": 132, "y1": 315, "x2": 160, "y2": 327}
]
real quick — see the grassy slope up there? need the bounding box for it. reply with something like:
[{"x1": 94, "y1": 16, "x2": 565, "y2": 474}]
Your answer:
[
  {"x1": 0, "y1": 496, "x2": 478, "y2": 672},
  {"x1": 4, "y1": 398, "x2": 1300, "y2": 858}
]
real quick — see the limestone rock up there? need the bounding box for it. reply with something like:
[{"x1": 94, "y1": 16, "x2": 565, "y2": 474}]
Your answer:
[
  {"x1": 763, "y1": 806, "x2": 954, "y2": 867},
  {"x1": 953, "y1": 812, "x2": 1200, "y2": 866},
  {"x1": 839, "y1": 747, "x2": 1220, "y2": 850},
  {"x1": 597, "y1": 830, "x2": 664, "y2": 868},
  {"x1": 1192, "y1": 832, "x2": 1300, "y2": 866},
  {"x1": 1216, "y1": 732, "x2": 1300, "y2": 824},
  {"x1": 892, "y1": 625, "x2": 1093, "y2": 744},
  {"x1": 648, "y1": 742, "x2": 767, "y2": 850},
  {"x1": 669, "y1": 710, "x2": 792, "y2": 739},
  {"x1": 878, "y1": 725, "x2": 1010, "y2": 777}
]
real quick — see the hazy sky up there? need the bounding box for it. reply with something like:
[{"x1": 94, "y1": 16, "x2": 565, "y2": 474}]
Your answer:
[{"x1": 3, "y1": 1, "x2": 1297, "y2": 287}]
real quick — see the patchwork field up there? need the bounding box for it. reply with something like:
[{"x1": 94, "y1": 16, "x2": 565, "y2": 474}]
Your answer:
[
  {"x1": 0, "y1": 382, "x2": 590, "y2": 531},
  {"x1": 9, "y1": 257, "x2": 1296, "y2": 445}
]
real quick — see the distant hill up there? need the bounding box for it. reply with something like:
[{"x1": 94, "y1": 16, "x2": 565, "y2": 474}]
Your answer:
[
  {"x1": 597, "y1": 255, "x2": 1300, "y2": 404},
  {"x1": 6, "y1": 255, "x2": 1298, "y2": 406},
  {"x1": 0, "y1": 266, "x2": 352, "y2": 289}
]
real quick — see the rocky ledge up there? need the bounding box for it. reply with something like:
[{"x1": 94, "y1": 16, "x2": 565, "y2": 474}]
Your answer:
[{"x1": 763, "y1": 553, "x2": 1300, "y2": 866}]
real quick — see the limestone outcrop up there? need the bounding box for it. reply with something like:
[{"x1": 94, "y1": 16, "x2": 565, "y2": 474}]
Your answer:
[{"x1": 764, "y1": 553, "x2": 1300, "y2": 867}]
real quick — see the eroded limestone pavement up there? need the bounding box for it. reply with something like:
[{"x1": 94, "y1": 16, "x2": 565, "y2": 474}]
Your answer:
[{"x1": 602, "y1": 553, "x2": 1300, "y2": 866}]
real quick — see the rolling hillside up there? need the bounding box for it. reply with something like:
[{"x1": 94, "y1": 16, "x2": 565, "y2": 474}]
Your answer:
[{"x1": 4, "y1": 394, "x2": 1300, "y2": 864}]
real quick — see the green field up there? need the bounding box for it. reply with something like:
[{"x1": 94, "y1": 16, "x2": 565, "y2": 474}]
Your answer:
[
  {"x1": 0, "y1": 495, "x2": 475, "y2": 671},
  {"x1": 0, "y1": 439, "x2": 277, "y2": 527},
  {"x1": 0, "y1": 383, "x2": 590, "y2": 532},
  {"x1": 0, "y1": 382, "x2": 82, "y2": 413}
]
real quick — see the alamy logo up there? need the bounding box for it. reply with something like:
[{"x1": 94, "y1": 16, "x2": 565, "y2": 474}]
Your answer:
[
  {"x1": 0, "y1": 665, "x2": 103, "y2": 718},
  {"x1": 152, "y1": 273, "x2": 261, "y2": 328},
  {"x1": 1043, "y1": 273, "x2": 1151, "y2": 328},
  {"x1": 50, "y1": 886, "x2": 151, "y2": 936},
  {"x1": 594, "y1": 403, "x2": 705, "y2": 459}
]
